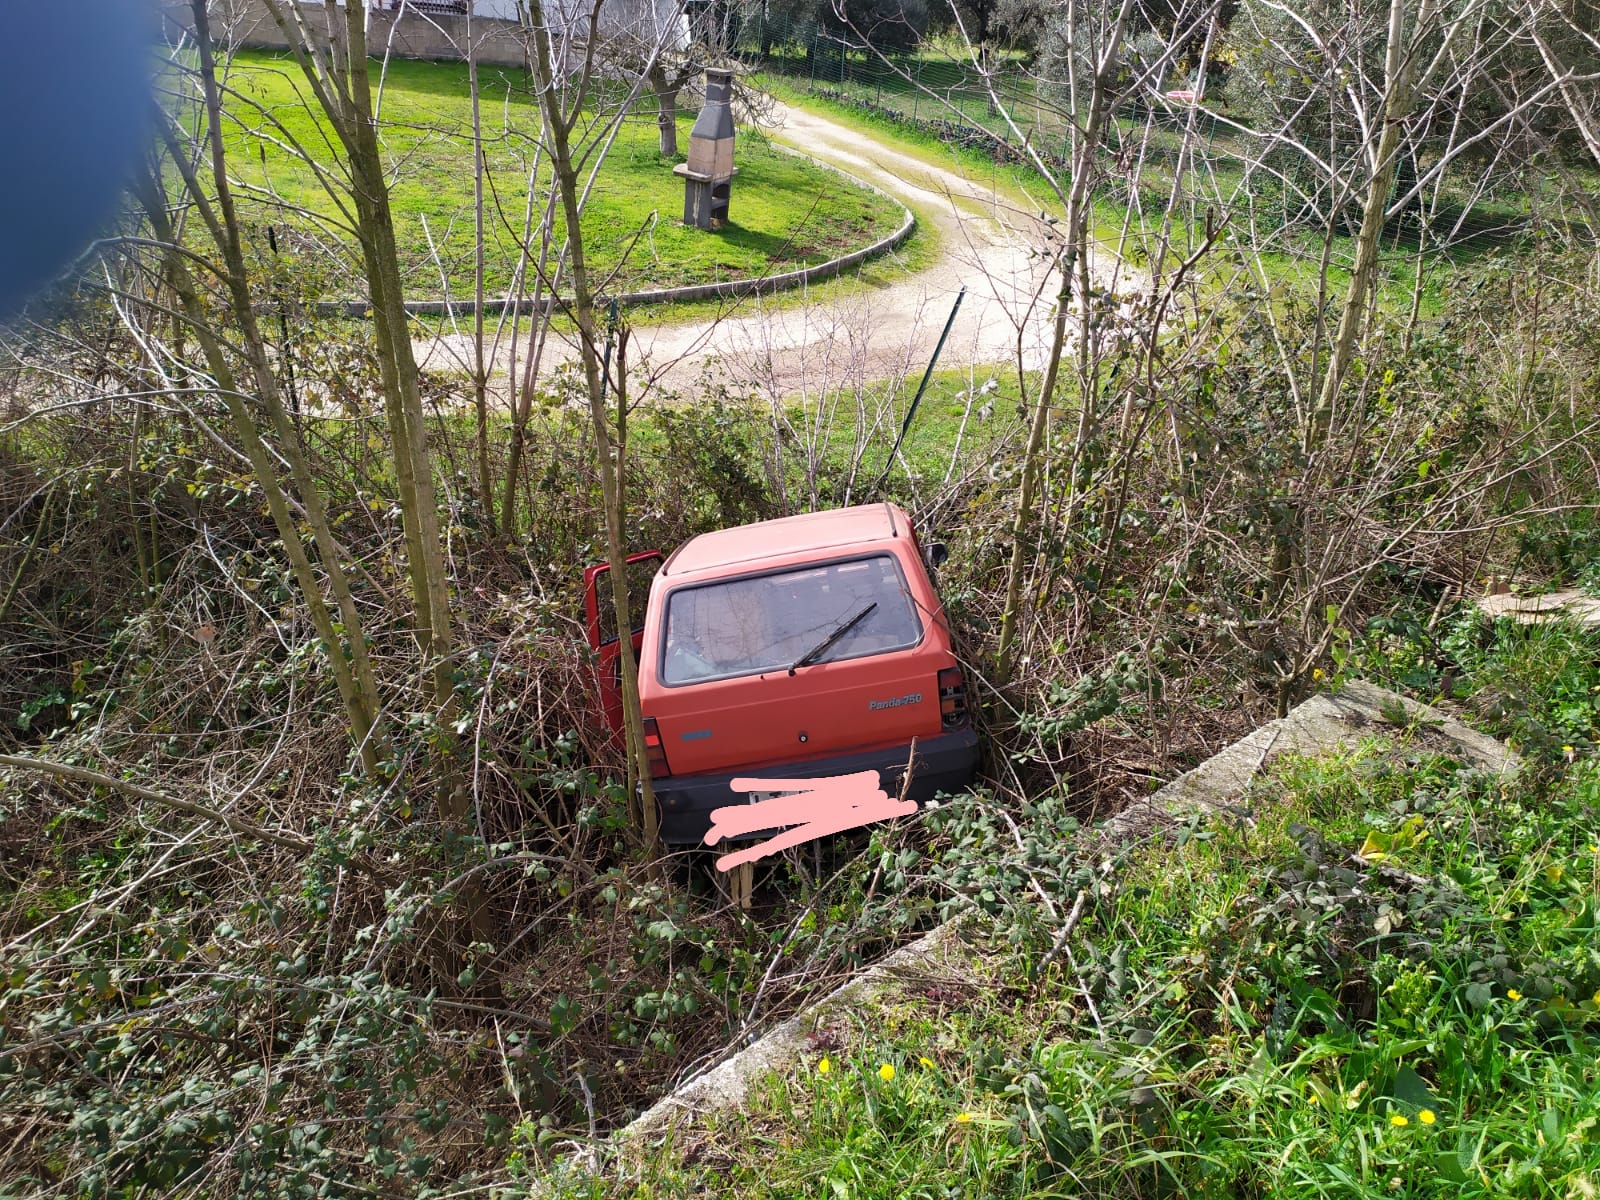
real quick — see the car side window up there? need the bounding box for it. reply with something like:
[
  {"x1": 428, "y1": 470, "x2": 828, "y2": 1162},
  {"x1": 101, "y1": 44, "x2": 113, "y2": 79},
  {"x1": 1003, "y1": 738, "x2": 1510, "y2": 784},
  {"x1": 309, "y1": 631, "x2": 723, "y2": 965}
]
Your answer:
[{"x1": 595, "y1": 558, "x2": 660, "y2": 646}]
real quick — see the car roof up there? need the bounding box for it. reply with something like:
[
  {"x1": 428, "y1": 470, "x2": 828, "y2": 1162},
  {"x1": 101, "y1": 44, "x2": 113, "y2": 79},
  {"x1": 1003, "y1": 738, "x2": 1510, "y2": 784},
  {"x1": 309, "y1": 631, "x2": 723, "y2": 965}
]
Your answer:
[{"x1": 662, "y1": 503, "x2": 907, "y2": 579}]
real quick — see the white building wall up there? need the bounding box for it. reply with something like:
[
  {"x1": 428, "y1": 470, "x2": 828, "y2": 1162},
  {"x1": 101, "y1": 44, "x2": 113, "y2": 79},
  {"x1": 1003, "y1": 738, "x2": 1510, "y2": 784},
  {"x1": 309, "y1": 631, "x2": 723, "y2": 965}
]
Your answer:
[
  {"x1": 175, "y1": 0, "x2": 688, "y2": 62},
  {"x1": 378, "y1": 0, "x2": 685, "y2": 47}
]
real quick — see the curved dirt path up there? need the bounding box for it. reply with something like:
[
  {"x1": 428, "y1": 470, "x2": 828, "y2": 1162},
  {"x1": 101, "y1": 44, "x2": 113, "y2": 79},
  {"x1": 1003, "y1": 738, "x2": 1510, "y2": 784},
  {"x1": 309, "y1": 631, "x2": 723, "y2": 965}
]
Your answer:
[{"x1": 417, "y1": 100, "x2": 1120, "y2": 398}]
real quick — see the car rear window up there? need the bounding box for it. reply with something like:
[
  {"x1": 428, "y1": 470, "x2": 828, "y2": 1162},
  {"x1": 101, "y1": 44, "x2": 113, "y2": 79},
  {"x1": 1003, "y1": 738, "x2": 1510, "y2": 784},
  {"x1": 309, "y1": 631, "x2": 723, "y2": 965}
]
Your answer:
[{"x1": 661, "y1": 554, "x2": 923, "y2": 685}]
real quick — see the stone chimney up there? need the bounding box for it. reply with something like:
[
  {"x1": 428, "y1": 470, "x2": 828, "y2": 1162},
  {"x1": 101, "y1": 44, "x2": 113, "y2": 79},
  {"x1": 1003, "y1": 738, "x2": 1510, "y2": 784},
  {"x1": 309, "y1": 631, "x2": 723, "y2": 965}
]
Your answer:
[{"x1": 673, "y1": 68, "x2": 737, "y2": 230}]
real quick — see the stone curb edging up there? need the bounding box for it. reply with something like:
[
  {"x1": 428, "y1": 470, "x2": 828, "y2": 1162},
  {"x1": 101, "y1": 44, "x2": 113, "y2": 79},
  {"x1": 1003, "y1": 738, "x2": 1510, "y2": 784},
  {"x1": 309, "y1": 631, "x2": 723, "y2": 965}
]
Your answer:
[
  {"x1": 1476, "y1": 589, "x2": 1600, "y2": 627},
  {"x1": 616, "y1": 917, "x2": 972, "y2": 1150},
  {"x1": 1101, "y1": 679, "x2": 1514, "y2": 841},
  {"x1": 538, "y1": 680, "x2": 1513, "y2": 1188},
  {"x1": 312, "y1": 155, "x2": 915, "y2": 320}
]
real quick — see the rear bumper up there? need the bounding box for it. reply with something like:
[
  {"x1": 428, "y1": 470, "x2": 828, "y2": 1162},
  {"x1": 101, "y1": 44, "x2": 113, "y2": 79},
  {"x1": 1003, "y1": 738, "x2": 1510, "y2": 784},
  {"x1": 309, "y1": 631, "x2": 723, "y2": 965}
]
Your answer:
[{"x1": 653, "y1": 728, "x2": 980, "y2": 846}]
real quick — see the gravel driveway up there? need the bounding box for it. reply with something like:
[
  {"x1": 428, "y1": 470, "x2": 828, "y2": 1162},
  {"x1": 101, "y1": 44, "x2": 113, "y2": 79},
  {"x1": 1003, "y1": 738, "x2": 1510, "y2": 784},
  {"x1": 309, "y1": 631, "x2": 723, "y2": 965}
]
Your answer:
[{"x1": 416, "y1": 99, "x2": 1131, "y2": 401}]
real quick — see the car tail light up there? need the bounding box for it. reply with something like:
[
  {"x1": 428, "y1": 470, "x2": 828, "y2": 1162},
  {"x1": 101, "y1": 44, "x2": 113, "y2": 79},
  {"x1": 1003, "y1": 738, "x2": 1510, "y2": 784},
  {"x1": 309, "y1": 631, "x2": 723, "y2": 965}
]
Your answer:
[
  {"x1": 938, "y1": 667, "x2": 969, "y2": 728},
  {"x1": 642, "y1": 717, "x2": 670, "y2": 778}
]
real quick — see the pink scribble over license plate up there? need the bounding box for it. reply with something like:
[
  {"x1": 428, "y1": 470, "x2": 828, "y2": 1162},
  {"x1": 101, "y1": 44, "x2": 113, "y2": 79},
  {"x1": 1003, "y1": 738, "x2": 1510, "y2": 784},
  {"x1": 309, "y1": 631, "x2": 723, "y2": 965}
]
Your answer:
[{"x1": 707, "y1": 770, "x2": 918, "y2": 870}]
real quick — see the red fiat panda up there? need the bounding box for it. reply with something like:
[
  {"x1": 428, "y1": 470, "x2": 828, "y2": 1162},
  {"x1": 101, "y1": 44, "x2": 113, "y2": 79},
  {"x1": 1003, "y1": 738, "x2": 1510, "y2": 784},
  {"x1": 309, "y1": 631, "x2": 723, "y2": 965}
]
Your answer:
[{"x1": 583, "y1": 503, "x2": 979, "y2": 845}]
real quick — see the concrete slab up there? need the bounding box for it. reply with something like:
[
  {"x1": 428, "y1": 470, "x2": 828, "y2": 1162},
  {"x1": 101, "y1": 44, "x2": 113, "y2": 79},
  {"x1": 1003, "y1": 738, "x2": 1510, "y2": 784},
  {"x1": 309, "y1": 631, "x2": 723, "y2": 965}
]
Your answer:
[
  {"x1": 1104, "y1": 680, "x2": 1514, "y2": 839},
  {"x1": 1476, "y1": 589, "x2": 1600, "y2": 627},
  {"x1": 607, "y1": 916, "x2": 977, "y2": 1157}
]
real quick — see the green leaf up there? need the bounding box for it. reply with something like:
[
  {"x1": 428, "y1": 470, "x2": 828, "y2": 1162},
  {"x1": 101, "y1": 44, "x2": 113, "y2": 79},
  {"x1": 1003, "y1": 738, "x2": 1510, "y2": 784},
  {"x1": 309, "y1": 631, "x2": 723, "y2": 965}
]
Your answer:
[
  {"x1": 1392, "y1": 1065, "x2": 1435, "y2": 1109},
  {"x1": 1541, "y1": 1108, "x2": 1562, "y2": 1143},
  {"x1": 1360, "y1": 816, "x2": 1427, "y2": 862},
  {"x1": 1360, "y1": 829, "x2": 1396, "y2": 860},
  {"x1": 1306, "y1": 1077, "x2": 1339, "y2": 1111},
  {"x1": 1433, "y1": 1149, "x2": 1467, "y2": 1183}
]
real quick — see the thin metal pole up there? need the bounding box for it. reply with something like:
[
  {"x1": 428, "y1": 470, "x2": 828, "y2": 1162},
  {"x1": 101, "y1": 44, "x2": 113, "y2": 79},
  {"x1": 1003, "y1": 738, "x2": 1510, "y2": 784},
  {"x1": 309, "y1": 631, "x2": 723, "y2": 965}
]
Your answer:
[
  {"x1": 871, "y1": 286, "x2": 966, "y2": 496},
  {"x1": 598, "y1": 297, "x2": 620, "y2": 408},
  {"x1": 257, "y1": 141, "x2": 299, "y2": 422}
]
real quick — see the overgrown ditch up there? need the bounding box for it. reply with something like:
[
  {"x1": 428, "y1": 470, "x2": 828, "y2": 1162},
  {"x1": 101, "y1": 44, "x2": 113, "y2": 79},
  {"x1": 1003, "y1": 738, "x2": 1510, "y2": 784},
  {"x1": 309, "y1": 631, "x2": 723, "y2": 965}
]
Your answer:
[{"x1": 1, "y1": 234, "x2": 1598, "y2": 1195}]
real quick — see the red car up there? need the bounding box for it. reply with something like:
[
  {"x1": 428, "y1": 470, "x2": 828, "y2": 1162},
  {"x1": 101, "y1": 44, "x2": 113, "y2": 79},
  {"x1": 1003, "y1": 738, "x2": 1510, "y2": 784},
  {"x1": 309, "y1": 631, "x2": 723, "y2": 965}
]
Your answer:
[{"x1": 584, "y1": 503, "x2": 979, "y2": 845}]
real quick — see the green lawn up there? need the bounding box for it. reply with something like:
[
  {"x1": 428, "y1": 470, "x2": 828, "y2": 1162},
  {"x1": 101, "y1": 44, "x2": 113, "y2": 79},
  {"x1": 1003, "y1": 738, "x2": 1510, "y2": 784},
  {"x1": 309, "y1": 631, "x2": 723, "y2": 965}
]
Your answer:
[{"x1": 215, "y1": 52, "x2": 903, "y2": 300}]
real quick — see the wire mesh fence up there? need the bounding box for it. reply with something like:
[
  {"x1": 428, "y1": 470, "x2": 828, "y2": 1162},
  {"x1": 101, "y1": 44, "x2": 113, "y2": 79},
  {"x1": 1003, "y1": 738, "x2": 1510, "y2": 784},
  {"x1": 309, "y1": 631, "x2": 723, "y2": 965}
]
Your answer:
[
  {"x1": 712, "y1": 18, "x2": 1535, "y2": 253},
  {"x1": 732, "y1": 22, "x2": 1066, "y2": 147},
  {"x1": 724, "y1": 18, "x2": 1231, "y2": 182}
]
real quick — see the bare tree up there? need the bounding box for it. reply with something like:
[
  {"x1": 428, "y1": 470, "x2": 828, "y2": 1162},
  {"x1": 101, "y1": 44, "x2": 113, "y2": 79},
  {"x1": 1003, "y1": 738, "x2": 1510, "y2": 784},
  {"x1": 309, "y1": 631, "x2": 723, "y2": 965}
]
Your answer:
[
  {"x1": 826, "y1": 0, "x2": 1590, "y2": 737},
  {"x1": 138, "y1": 2, "x2": 391, "y2": 776},
  {"x1": 515, "y1": 0, "x2": 678, "y2": 847},
  {"x1": 1214, "y1": 0, "x2": 1574, "y2": 707},
  {"x1": 251, "y1": 0, "x2": 467, "y2": 808}
]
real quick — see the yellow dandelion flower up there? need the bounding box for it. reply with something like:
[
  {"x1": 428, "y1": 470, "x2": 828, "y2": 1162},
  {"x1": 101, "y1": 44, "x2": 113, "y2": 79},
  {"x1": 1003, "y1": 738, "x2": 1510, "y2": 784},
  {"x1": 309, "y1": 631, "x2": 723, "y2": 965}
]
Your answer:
[
  {"x1": 1390, "y1": 1114, "x2": 1410, "y2": 1128},
  {"x1": 1313, "y1": 668, "x2": 1325, "y2": 681},
  {"x1": 878, "y1": 1063, "x2": 895, "y2": 1082},
  {"x1": 817, "y1": 1057, "x2": 831, "y2": 1076},
  {"x1": 1419, "y1": 1109, "x2": 1437, "y2": 1126},
  {"x1": 919, "y1": 1056, "x2": 935, "y2": 1069},
  {"x1": 955, "y1": 1112, "x2": 973, "y2": 1124},
  {"x1": 1592, "y1": 989, "x2": 1600, "y2": 1006},
  {"x1": 1508, "y1": 989, "x2": 1523, "y2": 1001}
]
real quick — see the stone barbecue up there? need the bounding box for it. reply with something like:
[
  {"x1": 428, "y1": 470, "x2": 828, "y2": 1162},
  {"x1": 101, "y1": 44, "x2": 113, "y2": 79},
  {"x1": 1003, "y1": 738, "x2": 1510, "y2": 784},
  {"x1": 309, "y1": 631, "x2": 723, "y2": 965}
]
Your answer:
[{"x1": 673, "y1": 68, "x2": 737, "y2": 230}]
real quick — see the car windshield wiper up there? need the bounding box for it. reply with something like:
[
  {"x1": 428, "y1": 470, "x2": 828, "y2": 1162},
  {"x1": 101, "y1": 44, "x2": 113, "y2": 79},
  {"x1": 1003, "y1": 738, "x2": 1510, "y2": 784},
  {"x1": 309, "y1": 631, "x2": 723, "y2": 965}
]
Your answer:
[{"x1": 788, "y1": 602, "x2": 876, "y2": 676}]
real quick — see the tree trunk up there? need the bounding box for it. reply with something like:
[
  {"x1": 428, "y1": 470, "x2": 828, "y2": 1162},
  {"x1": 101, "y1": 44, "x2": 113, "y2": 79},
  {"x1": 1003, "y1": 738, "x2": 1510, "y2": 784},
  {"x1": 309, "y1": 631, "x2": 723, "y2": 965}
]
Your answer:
[
  {"x1": 650, "y1": 61, "x2": 681, "y2": 157},
  {"x1": 499, "y1": 176, "x2": 560, "y2": 539},
  {"x1": 1272, "y1": 0, "x2": 1432, "y2": 715},
  {"x1": 1307, "y1": 0, "x2": 1431, "y2": 456},
  {"x1": 339, "y1": 3, "x2": 458, "y2": 713},
  {"x1": 260, "y1": 0, "x2": 465, "y2": 816},
  {"x1": 162, "y1": 4, "x2": 391, "y2": 774},
  {"x1": 994, "y1": 0, "x2": 1131, "y2": 682},
  {"x1": 524, "y1": 0, "x2": 660, "y2": 851},
  {"x1": 135, "y1": 167, "x2": 387, "y2": 776},
  {"x1": 469, "y1": 0, "x2": 498, "y2": 538}
]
